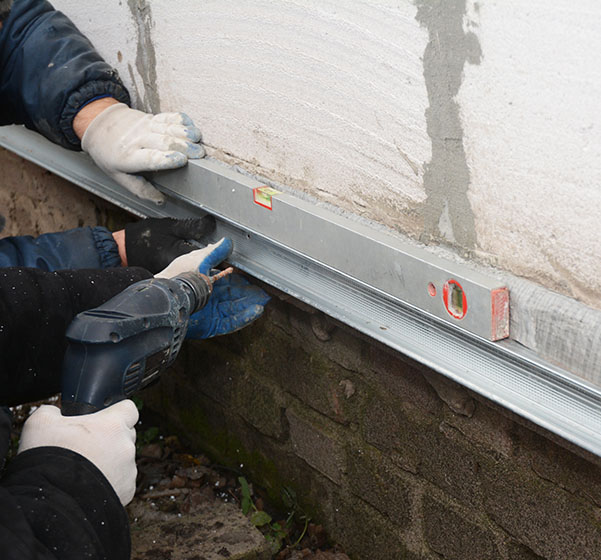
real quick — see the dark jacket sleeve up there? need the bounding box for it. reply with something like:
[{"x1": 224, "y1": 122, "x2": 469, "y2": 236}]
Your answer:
[
  {"x1": 0, "y1": 226, "x2": 121, "y2": 270},
  {"x1": 0, "y1": 266, "x2": 153, "y2": 406},
  {"x1": 0, "y1": 415, "x2": 130, "y2": 559},
  {"x1": 0, "y1": 0, "x2": 130, "y2": 150}
]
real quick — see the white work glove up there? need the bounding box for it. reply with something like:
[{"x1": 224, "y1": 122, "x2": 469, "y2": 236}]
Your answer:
[
  {"x1": 155, "y1": 237, "x2": 233, "y2": 279},
  {"x1": 18, "y1": 400, "x2": 139, "y2": 506},
  {"x1": 81, "y1": 103, "x2": 205, "y2": 205}
]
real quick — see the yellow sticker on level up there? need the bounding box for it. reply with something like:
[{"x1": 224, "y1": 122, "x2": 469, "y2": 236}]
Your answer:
[{"x1": 253, "y1": 186, "x2": 282, "y2": 210}]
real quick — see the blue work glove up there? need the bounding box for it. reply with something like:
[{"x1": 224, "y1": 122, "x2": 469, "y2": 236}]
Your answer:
[
  {"x1": 160, "y1": 236, "x2": 270, "y2": 339},
  {"x1": 187, "y1": 273, "x2": 271, "y2": 339}
]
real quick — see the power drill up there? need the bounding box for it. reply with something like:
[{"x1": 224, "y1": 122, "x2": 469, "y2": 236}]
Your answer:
[{"x1": 61, "y1": 267, "x2": 232, "y2": 416}]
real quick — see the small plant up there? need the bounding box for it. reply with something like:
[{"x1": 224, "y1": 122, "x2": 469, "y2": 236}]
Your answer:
[
  {"x1": 238, "y1": 477, "x2": 310, "y2": 553},
  {"x1": 132, "y1": 395, "x2": 144, "y2": 411},
  {"x1": 281, "y1": 486, "x2": 310, "y2": 549},
  {"x1": 136, "y1": 426, "x2": 160, "y2": 450}
]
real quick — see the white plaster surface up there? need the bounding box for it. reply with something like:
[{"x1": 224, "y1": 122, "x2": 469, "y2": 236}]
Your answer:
[
  {"x1": 51, "y1": 0, "x2": 601, "y2": 315},
  {"x1": 54, "y1": 0, "x2": 431, "y2": 233},
  {"x1": 460, "y1": 0, "x2": 601, "y2": 309},
  {"x1": 51, "y1": 1, "x2": 139, "y2": 88}
]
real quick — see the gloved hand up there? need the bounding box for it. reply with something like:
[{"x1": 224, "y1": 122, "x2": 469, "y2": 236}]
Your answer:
[
  {"x1": 155, "y1": 237, "x2": 269, "y2": 336},
  {"x1": 155, "y1": 237, "x2": 233, "y2": 279},
  {"x1": 18, "y1": 400, "x2": 138, "y2": 506},
  {"x1": 124, "y1": 216, "x2": 215, "y2": 273},
  {"x1": 81, "y1": 103, "x2": 204, "y2": 205},
  {"x1": 187, "y1": 273, "x2": 270, "y2": 339}
]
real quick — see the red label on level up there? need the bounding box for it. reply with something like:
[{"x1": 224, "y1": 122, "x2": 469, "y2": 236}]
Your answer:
[{"x1": 490, "y1": 287, "x2": 510, "y2": 341}]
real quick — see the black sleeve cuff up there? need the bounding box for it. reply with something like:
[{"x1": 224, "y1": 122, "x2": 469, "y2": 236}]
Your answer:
[{"x1": 1, "y1": 446, "x2": 130, "y2": 560}]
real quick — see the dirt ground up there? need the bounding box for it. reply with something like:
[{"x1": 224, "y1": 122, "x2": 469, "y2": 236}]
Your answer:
[
  {"x1": 8, "y1": 400, "x2": 350, "y2": 560},
  {"x1": 131, "y1": 408, "x2": 351, "y2": 560}
]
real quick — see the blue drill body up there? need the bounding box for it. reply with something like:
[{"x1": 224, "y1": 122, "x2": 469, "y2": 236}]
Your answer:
[{"x1": 61, "y1": 271, "x2": 212, "y2": 416}]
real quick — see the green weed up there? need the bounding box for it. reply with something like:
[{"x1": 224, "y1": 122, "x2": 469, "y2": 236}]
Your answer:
[{"x1": 238, "y1": 476, "x2": 310, "y2": 553}]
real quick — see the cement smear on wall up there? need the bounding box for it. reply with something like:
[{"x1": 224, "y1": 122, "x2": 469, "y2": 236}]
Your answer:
[
  {"x1": 415, "y1": 0, "x2": 481, "y2": 251},
  {"x1": 126, "y1": 0, "x2": 161, "y2": 114}
]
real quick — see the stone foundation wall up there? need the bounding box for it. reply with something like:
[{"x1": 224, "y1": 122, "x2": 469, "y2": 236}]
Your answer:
[
  {"x1": 3, "y1": 149, "x2": 601, "y2": 559},
  {"x1": 145, "y1": 296, "x2": 601, "y2": 560}
]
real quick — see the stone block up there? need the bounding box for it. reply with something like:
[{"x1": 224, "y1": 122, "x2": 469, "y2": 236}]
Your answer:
[
  {"x1": 345, "y1": 443, "x2": 412, "y2": 528},
  {"x1": 362, "y1": 392, "x2": 483, "y2": 508},
  {"x1": 481, "y1": 458, "x2": 601, "y2": 559},
  {"x1": 417, "y1": 423, "x2": 483, "y2": 508},
  {"x1": 364, "y1": 345, "x2": 442, "y2": 423},
  {"x1": 175, "y1": 341, "x2": 238, "y2": 406},
  {"x1": 223, "y1": 301, "x2": 369, "y2": 426},
  {"x1": 252, "y1": 331, "x2": 367, "y2": 426},
  {"x1": 326, "y1": 496, "x2": 425, "y2": 560},
  {"x1": 514, "y1": 424, "x2": 601, "y2": 508},
  {"x1": 286, "y1": 304, "x2": 372, "y2": 374},
  {"x1": 284, "y1": 356, "x2": 355, "y2": 423},
  {"x1": 505, "y1": 541, "x2": 545, "y2": 560},
  {"x1": 320, "y1": 327, "x2": 371, "y2": 374},
  {"x1": 423, "y1": 492, "x2": 499, "y2": 560},
  {"x1": 362, "y1": 393, "x2": 421, "y2": 473},
  {"x1": 442, "y1": 398, "x2": 515, "y2": 459},
  {"x1": 286, "y1": 408, "x2": 346, "y2": 484},
  {"x1": 233, "y1": 376, "x2": 288, "y2": 441},
  {"x1": 422, "y1": 369, "x2": 475, "y2": 417}
]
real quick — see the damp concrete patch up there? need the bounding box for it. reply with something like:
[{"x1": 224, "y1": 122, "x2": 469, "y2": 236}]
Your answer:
[
  {"x1": 415, "y1": 0, "x2": 481, "y2": 250},
  {"x1": 127, "y1": 0, "x2": 161, "y2": 113}
]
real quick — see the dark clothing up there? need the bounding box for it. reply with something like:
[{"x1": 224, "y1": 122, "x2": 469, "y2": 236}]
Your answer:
[
  {"x1": 0, "y1": 266, "x2": 152, "y2": 559},
  {"x1": 0, "y1": 227, "x2": 125, "y2": 403},
  {"x1": 0, "y1": 266, "x2": 152, "y2": 405},
  {"x1": 0, "y1": 226, "x2": 121, "y2": 270},
  {"x1": 0, "y1": 443, "x2": 131, "y2": 560},
  {"x1": 0, "y1": 1, "x2": 145, "y2": 556},
  {"x1": 0, "y1": 0, "x2": 130, "y2": 150}
]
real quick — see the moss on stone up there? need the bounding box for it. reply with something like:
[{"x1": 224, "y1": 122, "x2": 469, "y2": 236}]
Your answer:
[{"x1": 177, "y1": 404, "x2": 287, "y2": 504}]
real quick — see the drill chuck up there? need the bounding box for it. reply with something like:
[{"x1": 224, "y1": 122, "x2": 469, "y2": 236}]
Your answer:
[{"x1": 173, "y1": 271, "x2": 212, "y2": 313}]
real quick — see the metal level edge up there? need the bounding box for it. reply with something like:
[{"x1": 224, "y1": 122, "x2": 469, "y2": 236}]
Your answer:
[
  {"x1": 153, "y1": 160, "x2": 508, "y2": 340},
  {"x1": 3, "y1": 124, "x2": 601, "y2": 457}
]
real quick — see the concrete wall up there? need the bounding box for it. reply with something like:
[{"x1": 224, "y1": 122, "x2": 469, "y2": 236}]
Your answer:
[
  {"x1": 50, "y1": 0, "x2": 601, "y2": 314},
  {"x1": 5, "y1": 1, "x2": 601, "y2": 555}
]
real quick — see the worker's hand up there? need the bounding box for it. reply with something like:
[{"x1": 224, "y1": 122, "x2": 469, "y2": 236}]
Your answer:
[
  {"x1": 187, "y1": 273, "x2": 270, "y2": 339},
  {"x1": 18, "y1": 401, "x2": 138, "y2": 506},
  {"x1": 81, "y1": 102, "x2": 204, "y2": 205},
  {"x1": 155, "y1": 237, "x2": 233, "y2": 279},
  {"x1": 114, "y1": 216, "x2": 216, "y2": 273}
]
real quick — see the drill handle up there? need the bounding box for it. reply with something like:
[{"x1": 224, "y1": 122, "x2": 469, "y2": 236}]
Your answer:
[{"x1": 62, "y1": 401, "x2": 102, "y2": 416}]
